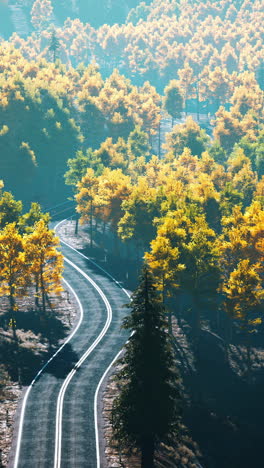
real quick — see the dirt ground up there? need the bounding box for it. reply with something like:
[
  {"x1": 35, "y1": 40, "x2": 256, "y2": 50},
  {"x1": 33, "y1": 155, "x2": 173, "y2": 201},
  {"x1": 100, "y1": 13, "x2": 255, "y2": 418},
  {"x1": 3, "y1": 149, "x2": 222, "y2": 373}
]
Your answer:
[{"x1": 0, "y1": 287, "x2": 78, "y2": 468}]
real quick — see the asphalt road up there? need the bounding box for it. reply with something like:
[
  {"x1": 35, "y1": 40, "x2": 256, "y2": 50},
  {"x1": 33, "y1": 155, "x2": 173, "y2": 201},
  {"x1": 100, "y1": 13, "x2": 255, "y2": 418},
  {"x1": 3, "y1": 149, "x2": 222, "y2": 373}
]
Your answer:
[{"x1": 10, "y1": 233, "x2": 130, "y2": 468}]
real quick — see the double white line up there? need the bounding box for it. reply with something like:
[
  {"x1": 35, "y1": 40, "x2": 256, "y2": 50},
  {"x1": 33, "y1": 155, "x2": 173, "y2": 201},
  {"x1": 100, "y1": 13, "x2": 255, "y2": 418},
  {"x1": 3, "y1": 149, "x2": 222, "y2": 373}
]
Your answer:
[
  {"x1": 54, "y1": 256, "x2": 113, "y2": 468},
  {"x1": 13, "y1": 219, "x2": 130, "y2": 468},
  {"x1": 13, "y1": 277, "x2": 83, "y2": 468}
]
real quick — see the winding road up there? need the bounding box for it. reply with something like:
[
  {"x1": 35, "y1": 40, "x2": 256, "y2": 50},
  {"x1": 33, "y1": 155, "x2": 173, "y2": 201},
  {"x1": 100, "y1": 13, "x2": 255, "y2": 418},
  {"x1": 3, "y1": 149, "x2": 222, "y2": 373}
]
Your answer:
[{"x1": 9, "y1": 220, "x2": 130, "y2": 468}]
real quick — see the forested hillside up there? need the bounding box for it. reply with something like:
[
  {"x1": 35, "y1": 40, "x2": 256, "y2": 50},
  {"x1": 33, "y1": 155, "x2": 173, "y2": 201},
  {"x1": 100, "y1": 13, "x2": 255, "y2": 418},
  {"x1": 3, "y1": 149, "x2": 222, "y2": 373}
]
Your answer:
[
  {"x1": 0, "y1": 1, "x2": 263, "y2": 466},
  {"x1": 0, "y1": 0, "x2": 263, "y2": 208}
]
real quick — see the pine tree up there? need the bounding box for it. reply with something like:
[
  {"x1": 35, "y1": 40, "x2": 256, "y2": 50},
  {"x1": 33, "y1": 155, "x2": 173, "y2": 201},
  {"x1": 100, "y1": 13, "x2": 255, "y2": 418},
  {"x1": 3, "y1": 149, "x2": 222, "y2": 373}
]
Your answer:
[
  {"x1": 163, "y1": 80, "x2": 183, "y2": 127},
  {"x1": 112, "y1": 266, "x2": 182, "y2": 468},
  {"x1": 0, "y1": 192, "x2": 23, "y2": 229},
  {"x1": 48, "y1": 29, "x2": 60, "y2": 63}
]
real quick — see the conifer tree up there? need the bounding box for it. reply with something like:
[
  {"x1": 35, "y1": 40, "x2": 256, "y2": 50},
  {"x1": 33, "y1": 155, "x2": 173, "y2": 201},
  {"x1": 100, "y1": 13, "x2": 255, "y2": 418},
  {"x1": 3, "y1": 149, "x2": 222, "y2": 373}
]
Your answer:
[
  {"x1": 163, "y1": 80, "x2": 183, "y2": 127},
  {"x1": 112, "y1": 266, "x2": 182, "y2": 468},
  {"x1": 0, "y1": 192, "x2": 23, "y2": 229},
  {"x1": 48, "y1": 29, "x2": 60, "y2": 63}
]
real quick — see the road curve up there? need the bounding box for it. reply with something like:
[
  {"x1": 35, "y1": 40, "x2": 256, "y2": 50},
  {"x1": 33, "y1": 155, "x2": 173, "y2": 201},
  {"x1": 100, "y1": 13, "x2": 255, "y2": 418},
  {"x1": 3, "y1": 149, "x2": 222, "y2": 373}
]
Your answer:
[{"x1": 9, "y1": 221, "x2": 130, "y2": 468}]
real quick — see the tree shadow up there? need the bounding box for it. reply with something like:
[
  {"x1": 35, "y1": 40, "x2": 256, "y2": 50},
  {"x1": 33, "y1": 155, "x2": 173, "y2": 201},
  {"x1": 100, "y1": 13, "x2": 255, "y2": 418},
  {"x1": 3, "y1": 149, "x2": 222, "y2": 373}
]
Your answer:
[
  {"x1": 0, "y1": 308, "x2": 69, "y2": 343},
  {"x1": 0, "y1": 338, "x2": 79, "y2": 386},
  {"x1": 180, "y1": 325, "x2": 264, "y2": 468},
  {"x1": 0, "y1": 308, "x2": 79, "y2": 385},
  {"x1": 80, "y1": 242, "x2": 139, "y2": 294}
]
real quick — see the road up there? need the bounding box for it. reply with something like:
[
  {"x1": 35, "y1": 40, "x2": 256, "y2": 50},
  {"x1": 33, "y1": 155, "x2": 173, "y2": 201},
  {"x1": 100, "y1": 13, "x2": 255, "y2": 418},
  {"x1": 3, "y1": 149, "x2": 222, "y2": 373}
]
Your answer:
[{"x1": 9, "y1": 222, "x2": 130, "y2": 468}]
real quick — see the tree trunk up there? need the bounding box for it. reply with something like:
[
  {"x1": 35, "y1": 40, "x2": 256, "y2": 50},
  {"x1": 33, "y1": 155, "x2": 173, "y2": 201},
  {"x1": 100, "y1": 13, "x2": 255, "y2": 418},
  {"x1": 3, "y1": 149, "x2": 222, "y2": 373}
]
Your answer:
[
  {"x1": 141, "y1": 438, "x2": 154, "y2": 468},
  {"x1": 9, "y1": 286, "x2": 17, "y2": 342},
  {"x1": 245, "y1": 323, "x2": 251, "y2": 382},
  {"x1": 196, "y1": 81, "x2": 200, "y2": 121},
  {"x1": 95, "y1": 216, "x2": 98, "y2": 232},
  {"x1": 113, "y1": 230, "x2": 119, "y2": 256},
  {"x1": 246, "y1": 341, "x2": 251, "y2": 381},
  {"x1": 175, "y1": 291, "x2": 183, "y2": 328},
  {"x1": 35, "y1": 278, "x2": 39, "y2": 308},
  {"x1": 90, "y1": 203, "x2": 93, "y2": 249},
  {"x1": 158, "y1": 121, "x2": 161, "y2": 158},
  {"x1": 225, "y1": 314, "x2": 233, "y2": 344},
  {"x1": 40, "y1": 266, "x2": 46, "y2": 314},
  {"x1": 223, "y1": 314, "x2": 233, "y2": 361},
  {"x1": 75, "y1": 215, "x2": 79, "y2": 235},
  {"x1": 193, "y1": 292, "x2": 201, "y2": 334}
]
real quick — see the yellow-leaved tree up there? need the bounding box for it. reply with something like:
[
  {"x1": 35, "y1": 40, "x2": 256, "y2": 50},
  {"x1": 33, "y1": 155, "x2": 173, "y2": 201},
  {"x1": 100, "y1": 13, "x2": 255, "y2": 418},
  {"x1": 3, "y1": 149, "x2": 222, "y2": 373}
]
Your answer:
[
  {"x1": 222, "y1": 259, "x2": 263, "y2": 376},
  {"x1": 145, "y1": 236, "x2": 184, "y2": 304},
  {"x1": 0, "y1": 223, "x2": 27, "y2": 340},
  {"x1": 24, "y1": 220, "x2": 63, "y2": 314},
  {"x1": 76, "y1": 168, "x2": 100, "y2": 248},
  {"x1": 218, "y1": 201, "x2": 264, "y2": 350}
]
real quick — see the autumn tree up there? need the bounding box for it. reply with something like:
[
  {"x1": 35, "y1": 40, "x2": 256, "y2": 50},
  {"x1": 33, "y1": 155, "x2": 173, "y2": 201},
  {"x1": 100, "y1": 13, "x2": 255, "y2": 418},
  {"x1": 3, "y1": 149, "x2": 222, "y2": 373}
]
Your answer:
[
  {"x1": 0, "y1": 224, "x2": 26, "y2": 340},
  {"x1": 118, "y1": 177, "x2": 160, "y2": 251},
  {"x1": 218, "y1": 201, "x2": 264, "y2": 342},
  {"x1": 31, "y1": 0, "x2": 53, "y2": 32},
  {"x1": 181, "y1": 216, "x2": 220, "y2": 333},
  {"x1": 144, "y1": 210, "x2": 189, "y2": 301},
  {"x1": 213, "y1": 106, "x2": 244, "y2": 152},
  {"x1": 112, "y1": 266, "x2": 182, "y2": 468},
  {"x1": 177, "y1": 64, "x2": 195, "y2": 115},
  {"x1": 222, "y1": 259, "x2": 263, "y2": 375},
  {"x1": 96, "y1": 168, "x2": 132, "y2": 237},
  {"x1": 24, "y1": 220, "x2": 63, "y2": 313},
  {"x1": 76, "y1": 168, "x2": 99, "y2": 248}
]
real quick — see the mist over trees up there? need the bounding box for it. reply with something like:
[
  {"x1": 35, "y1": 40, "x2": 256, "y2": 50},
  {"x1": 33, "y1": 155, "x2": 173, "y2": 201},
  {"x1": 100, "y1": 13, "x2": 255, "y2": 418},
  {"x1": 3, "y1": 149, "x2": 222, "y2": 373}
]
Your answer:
[{"x1": 0, "y1": 1, "x2": 263, "y2": 466}]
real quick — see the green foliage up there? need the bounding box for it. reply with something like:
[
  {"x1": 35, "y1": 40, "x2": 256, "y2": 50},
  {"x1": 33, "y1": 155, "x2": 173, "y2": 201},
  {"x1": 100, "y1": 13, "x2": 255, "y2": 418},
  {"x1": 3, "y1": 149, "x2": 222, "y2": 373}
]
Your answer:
[
  {"x1": 164, "y1": 117, "x2": 210, "y2": 158},
  {"x1": 0, "y1": 73, "x2": 81, "y2": 207},
  {"x1": 163, "y1": 80, "x2": 183, "y2": 123},
  {"x1": 48, "y1": 29, "x2": 60, "y2": 63},
  {"x1": 64, "y1": 150, "x2": 93, "y2": 191},
  {"x1": 127, "y1": 126, "x2": 151, "y2": 160},
  {"x1": 0, "y1": 192, "x2": 23, "y2": 229},
  {"x1": 219, "y1": 184, "x2": 243, "y2": 217},
  {"x1": 112, "y1": 266, "x2": 182, "y2": 466},
  {"x1": 208, "y1": 141, "x2": 227, "y2": 165},
  {"x1": 19, "y1": 202, "x2": 50, "y2": 233}
]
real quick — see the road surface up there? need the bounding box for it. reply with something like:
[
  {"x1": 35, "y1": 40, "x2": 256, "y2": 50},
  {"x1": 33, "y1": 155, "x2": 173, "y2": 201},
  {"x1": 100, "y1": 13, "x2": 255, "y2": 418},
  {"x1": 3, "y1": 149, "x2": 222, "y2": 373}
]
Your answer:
[{"x1": 9, "y1": 223, "x2": 130, "y2": 468}]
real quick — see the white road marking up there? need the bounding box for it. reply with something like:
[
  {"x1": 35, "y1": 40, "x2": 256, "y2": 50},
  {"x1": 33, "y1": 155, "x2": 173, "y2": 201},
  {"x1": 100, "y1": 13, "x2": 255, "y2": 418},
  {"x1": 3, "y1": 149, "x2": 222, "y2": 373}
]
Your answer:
[
  {"x1": 54, "y1": 219, "x2": 132, "y2": 468},
  {"x1": 13, "y1": 278, "x2": 83, "y2": 468},
  {"x1": 94, "y1": 347, "x2": 124, "y2": 468},
  {"x1": 56, "y1": 219, "x2": 204, "y2": 468},
  {"x1": 53, "y1": 256, "x2": 113, "y2": 468},
  {"x1": 13, "y1": 218, "x2": 130, "y2": 468},
  {"x1": 54, "y1": 219, "x2": 130, "y2": 299}
]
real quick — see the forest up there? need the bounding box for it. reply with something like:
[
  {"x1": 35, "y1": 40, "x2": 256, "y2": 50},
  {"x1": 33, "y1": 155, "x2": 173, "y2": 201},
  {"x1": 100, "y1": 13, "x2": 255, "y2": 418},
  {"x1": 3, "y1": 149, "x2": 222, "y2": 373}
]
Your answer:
[{"x1": 0, "y1": 0, "x2": 264, "y2": 467}]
